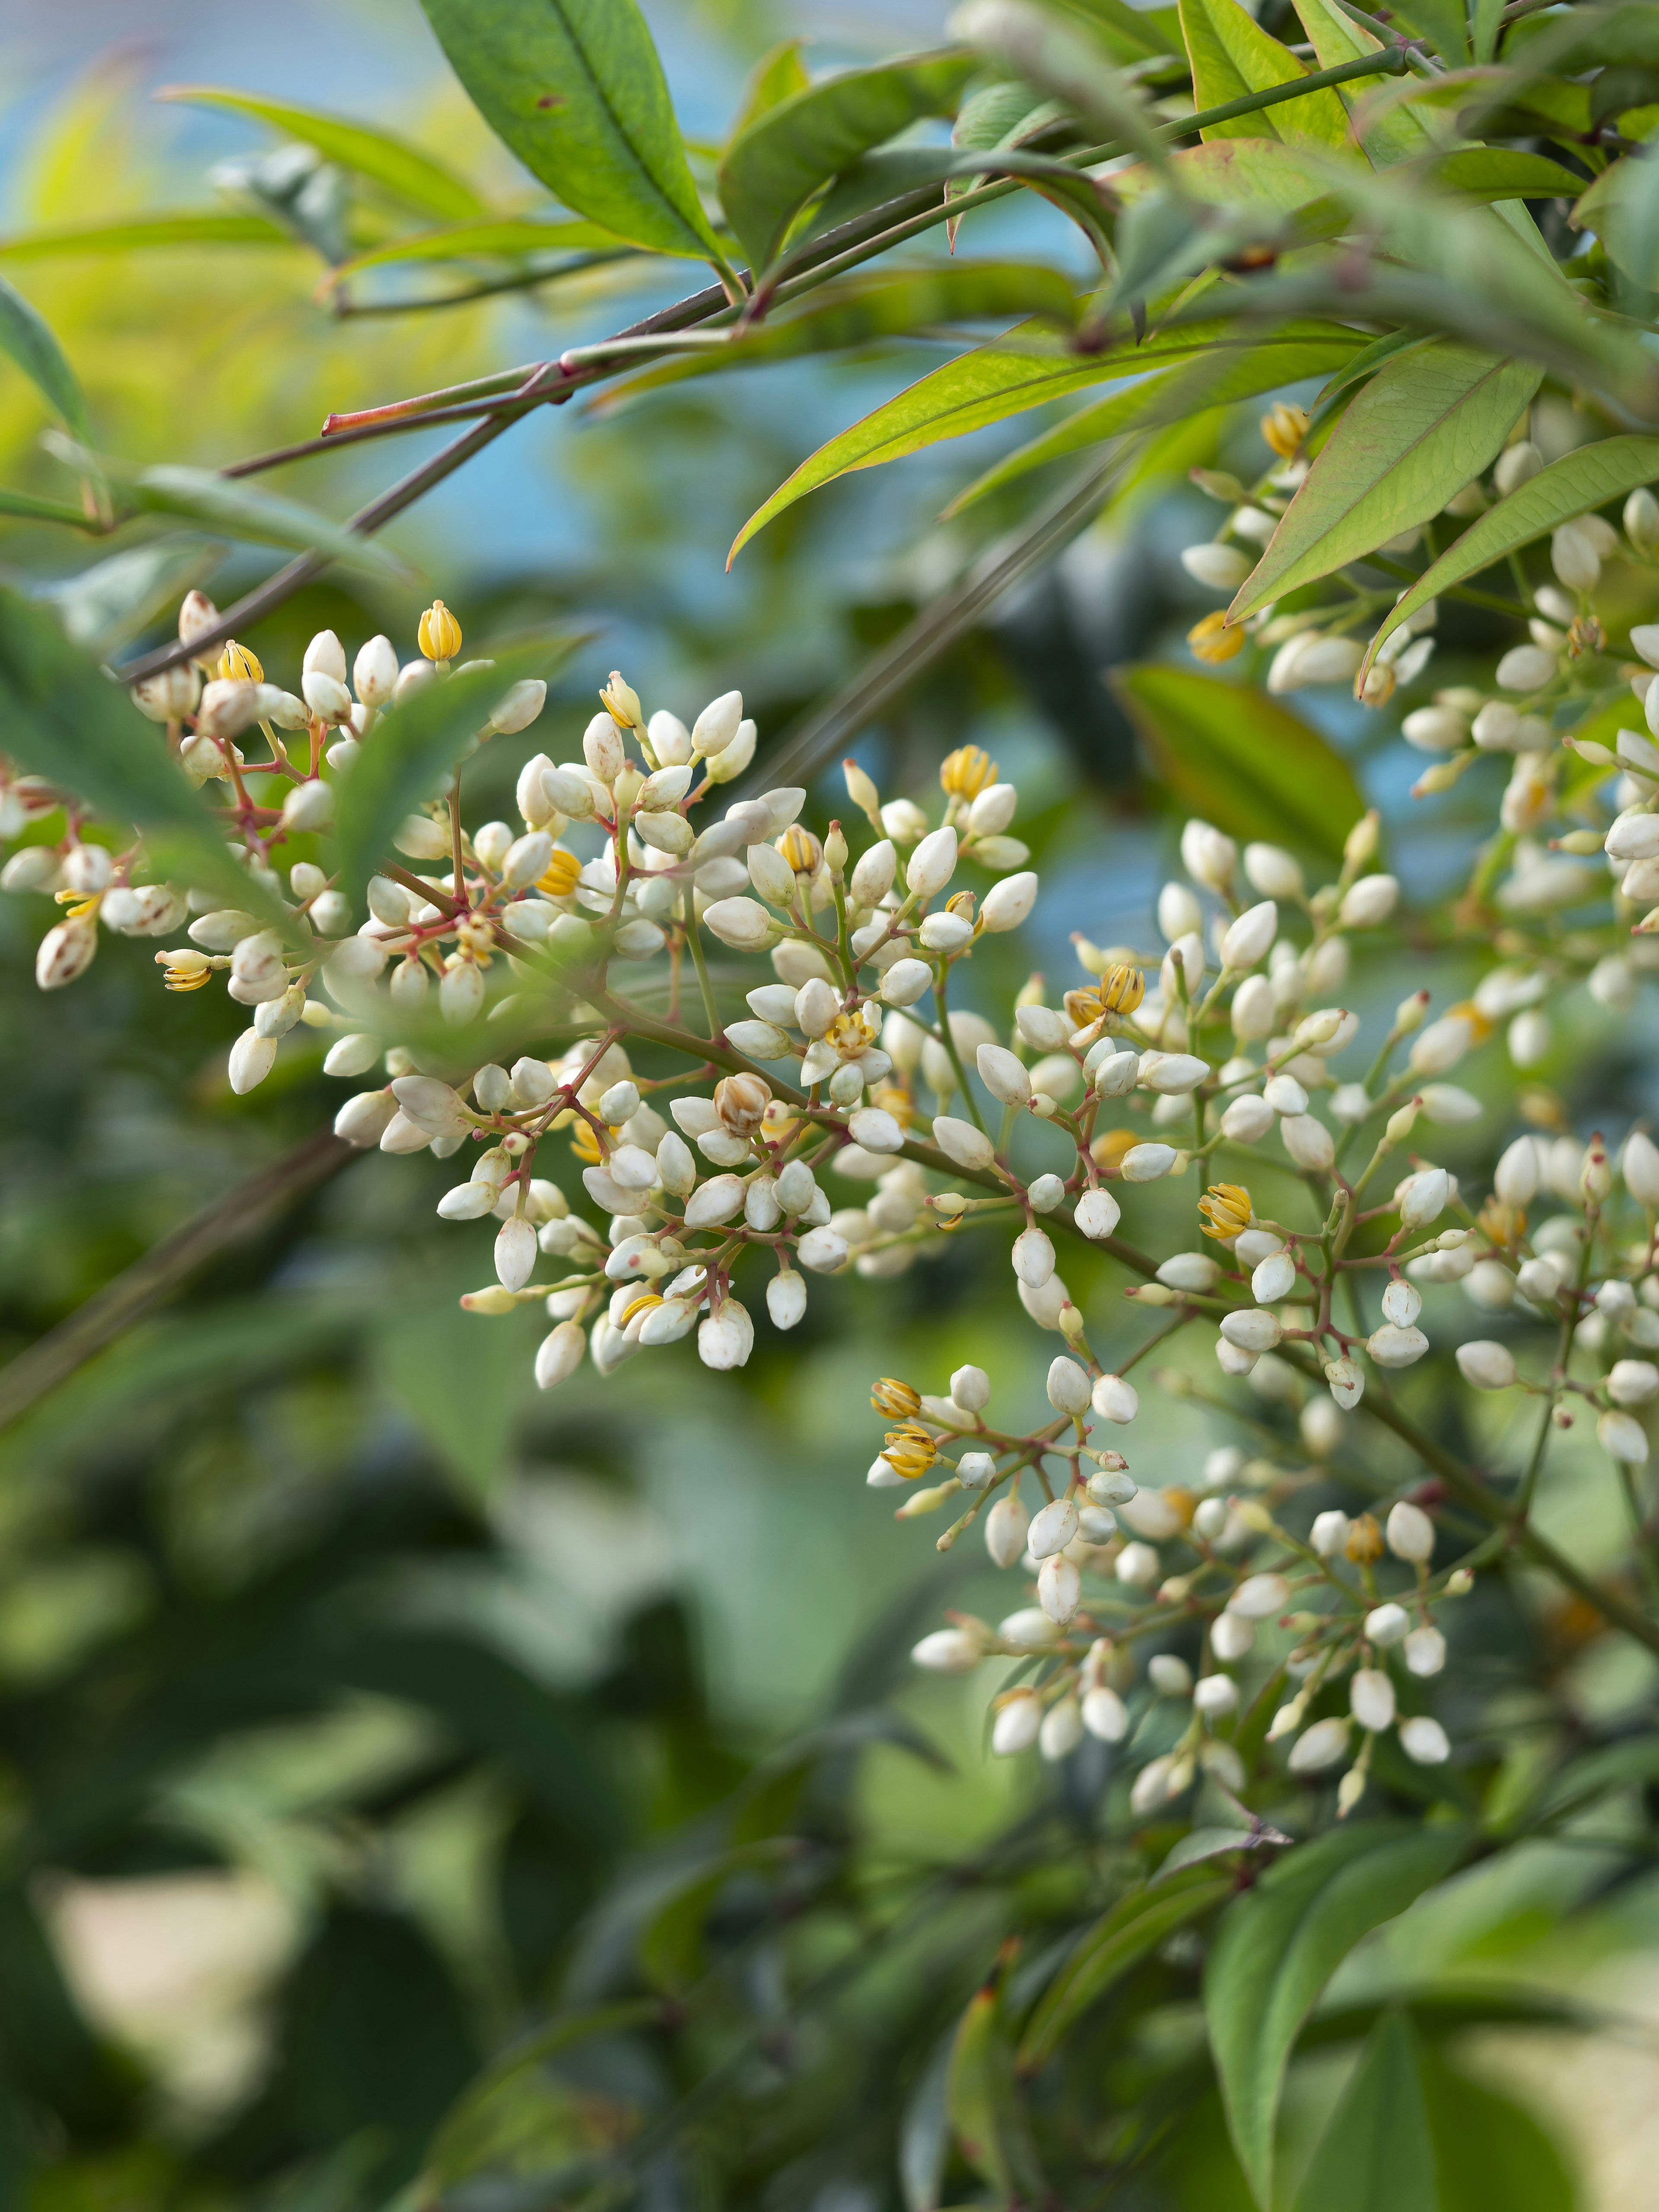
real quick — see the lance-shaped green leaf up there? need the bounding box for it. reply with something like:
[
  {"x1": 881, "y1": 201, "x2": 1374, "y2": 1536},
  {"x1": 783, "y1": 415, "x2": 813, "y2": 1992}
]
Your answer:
[
  {"x1": 0, "y1": 273, "x2": 92, "y2": 446},
  {"x1": 154, "y1": 86, "x2": 485, "y2": 222},
  {"x1": 1178, "y1": 0, "x2": 1352, "y2": 148},
  {"x1": 729, "y1": 314, "x2": 1338, "y2": 559},
  {"x1": 0, "y1": 210, "x2": 291, "y2": 260},
  {"x1": 1291, "y1": 2011, "x2": 1437, "y2": 2212},
  {"x1": 955, "y1": 0, "x2": 1171, "y2": 172},
  {"x1": 1051, "y1": 0, "x2": 1183, "y2": 66},
  {"x1": 1016, "y1": 1872, "x2": 1232, "y2": 2070},
  {"x1": 725, "y1": 39, "x2": 812, "y2": 147},
  {"x1": 1111, "y1": 663, "x2": 1364, "y2": 858},
  {"x1": 947, "y1": 1972, "x2": 1045, "y2": 2204},
  {"x1": 1383, "y1": 0, "x2": 1470, "y2": 65},
  {"x1": 1361, "y1": 432, "x2": 1659, "y2": 679},
  {"x1": 42, "y1": 436, "x2": 410, "y2": 581},
  {"x1": 1204, "y1": 1820, "x2": 1468, "y2": 2208},
  {"x1": 1419, "y1": 2045, "x2": 1577, "y2": 2211},
  {"x1": 946, "y1": 325, "x2": 1367, "y2": 512},
  {"x1": 425, "y1": 2000, "x2": 661, "y2": 2187},
  {"x1": 599, "y1": 263, "x2": 1081, "y2": 407},
  {"x1": 334, "y1": 639, "x2": 583, "y2": 901},
  {"x1": 718, "y1": 49, "x2": 976, "y2": 273},
  {"x1": 320, "y1": 215, "x2": 626, "y2": 291},
  {"x1": 416, "y1": 0, "x2": 725, "y2": 265},
  {"x1": 1573, "y1": 149, "x2": 1659, "y2": 293},
  {"x1": 1292, "y1": 0, "x2": 1432, "y2": 165},
  {"x1": 1228, "y1": 343, "x2": 1543, "y2": 622},
  {"x1": 0, "y1": 588, "x2": 275, "y2": 911},
  {"x1": 43, "y1": 540, "x2": 225, "y2": 659},
  {"x1": 1431, "y1": 146, "x2": 1588, "y2": 201},
  {"x1": 947, "y1": 83, "x2": 1072, "y2": 245}
]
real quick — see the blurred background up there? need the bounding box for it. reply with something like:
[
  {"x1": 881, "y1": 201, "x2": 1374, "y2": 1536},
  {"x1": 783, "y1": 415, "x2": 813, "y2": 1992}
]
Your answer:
[{"x1": 0, "y1": 2, "x2": 1657, "y2": 2206}]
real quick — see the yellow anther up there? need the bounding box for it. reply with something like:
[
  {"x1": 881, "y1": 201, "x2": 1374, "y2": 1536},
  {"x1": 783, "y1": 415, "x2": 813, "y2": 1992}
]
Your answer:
[
  {"x1": 538, "y1": 849, "x2": 582, "y2": 899},
  {"x1": 217, "y1": 639, "x2": 264, "y2": 682},
  {"x1": 1346, "y1": 1512, "x2": 1384, "y2": 1564},
  {"x1": 940, "y1": 744, "x2": 998, "y2": 800},
  {"x1": 1188, "y1": 610, "x2": 1245, "y2": 664},
  {"x1": 599, "y1": 670, "x2": 641, "y2": 727},
  {"x1": 880, "y1": 1422, "x2": 937, "y2": 1480},
  {"x1": 1261, "y1": 401, "x2": 1310, "y2": 459},
  {"x1": 1198, "y1": 1182, "x2": 1252, "y2": 1240},
  {"x1": 619, "y1": 1292, "x2": 663, "y2": 1328},
  {"x1": 871, "y1": 1376, "x2": 921, "y2": 1418},
  {"x1": 418, "y1": 599, "x2": 462, "y2": 662},
  {"x1": 775, "y1": 824, "x2": 823, "y2": 874},
  {"x1": 1100, "y1": 963, "x2": 1146, "y2": 1016}
]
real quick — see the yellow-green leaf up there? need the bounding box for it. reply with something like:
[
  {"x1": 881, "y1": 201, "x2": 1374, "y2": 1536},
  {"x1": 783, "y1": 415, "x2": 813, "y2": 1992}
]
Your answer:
[
  {"x1": 0, "y1": 210, "x2": 292, "y2": 259},
  {"x1": 155, "y1": 85, "x2": 485, "y2": 222},
  {"x1": 0, "y1": 273, "x2": 92, "y2": 446},
  {"x1": 1111, "y1": 662, "x2": 1364, "y2": 858},
  {"x1": 1016, "y1": 1873, "x2": 1231, "y2": 2070},
  {"x1": 1229, "y1": 342, "x2": 1543, "y2": 622},
  {"x1": 718, "y1": 49, "x2": 977, "y2": 273},
  {"x1": 1177, "y1": 0, "x2": 1352, "y2": 148},
  {"x1": 321, "y1": 215, "x2": 626, "y2": 290},
  {"x1": 1291, "y1": 2011, "x2": 1437, "y2": 2212},
  {"x1": 1361, "y1": 432, "x2": 1659, "y2": 678},
  {"x1": 1291, "y1": 0, "x2": 1432, "y2": 164}
]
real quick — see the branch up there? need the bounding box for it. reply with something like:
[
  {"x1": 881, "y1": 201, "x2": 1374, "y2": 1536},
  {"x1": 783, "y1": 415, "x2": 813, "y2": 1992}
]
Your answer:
[{"x1": 0, "y1": 1128, "x2": 356, "y2": 1433}]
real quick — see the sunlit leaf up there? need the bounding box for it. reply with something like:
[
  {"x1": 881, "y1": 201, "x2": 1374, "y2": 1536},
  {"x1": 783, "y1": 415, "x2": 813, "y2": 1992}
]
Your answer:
[
  {"x1": 719, "y1": 49, "x2": 977, "y2": 273},
  {"x1": 1291, "y1": 0, "x2": 1433, "y2": 165},
  {"x1": 1291, "y1": 2011, "x2": 1436, "y2": 2212},
  {"x1": 1420, "y1": 2043, "x2": 1577, "y2": 2211},
  {"x1": 725, "y1": 38, "x2": 812, "y2": 147},
  {"x1": 1361, "y1": 432, "x2": 1659, "y2": 677},
  {"x1": 0, "y1": 273, "x2": 93, "y2": 446},
  {"x1": 321, "y1": 213, "x2": 627, "y2": 291},
  {"x1": 1229, "y1": 342, "x2": 1542, "y2": 621},
  {"x1": 1204, "y1": 1821, "x2": 1467, "y2": 2208},
  {"x1": 946, "y1": 326, "x2": 1364, "y2": 513},
  {"x1": 1178, "y1": 0, "x2": 1352, "y2": 148},
  {"x1": 1112, "y1": 663, "x2": 1365, "y2": 858},
  {"x1": 154, "y1": 86, "x2": 486, "y2": 222},
  {"x1": 416, "y1": 0, "x2": 726, "y2": 264},
  {"x1": 1017, "y1": 1872, "x2": 1232, "y2": 2070},
  {"x1": 0, "y1": 210, "x2": 292, "y2": 259}
]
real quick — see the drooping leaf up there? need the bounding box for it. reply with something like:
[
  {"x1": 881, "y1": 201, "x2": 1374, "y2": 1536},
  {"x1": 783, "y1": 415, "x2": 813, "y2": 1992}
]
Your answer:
[
  {"x1": 321, "y1": 215, "x2": 627, "y2": 291},
  {"x1": 1361, "y1": 433, "x2": 1659, "y2": 677},
  {"x1": 1177, "y1": 0, "x2": 1352, "y2": 148},
  {"x1": 718, "y1": 49, "x2": 977, "y2": 273},
  {"x1": 153, "y1": 86, "x2": 485, "y2": 222},
  {"x1": 42, "y1": 438, "x2": 410, "y2": 582},
  {"x1": 1111, "y1": 663, "x2": 1366, "y2": 861},
  {"x1": 334, "y1": 639, "x2": 581, "y2": 901},
  {"x1": 1203, "y1": 1820, "x2": 1468, "y2": 2208},
  {"x1": 1419, "y1": 2043, "x2": 1577, "y2": 2212},
  {"x1": 946, "y1": 325, "x2": 1365, "y2": 513},
  {"x1": 1291, "y1": 2011, "x2": 1437, "y2": 2212},
  {"x1": 416, "y1": 0, "x2": 726, "y2": 264},
  {"x1": 728, "y1": 316, "x2": 1351, "y2": 558},
  {"x1": 1291, "y1": 0, "x2": 1433, "y2": 164},
  {"x1": 1228, "y1": 343, "x2": 1543, "y2": 621},
  {"x1": 0, "y1": 210, "x2": 292, "y2": 258},
  {"x1": 599, "y1": 262, "x2": 1081, "y2": 407},
  {"x1": 1017, "y1": 1872, "x2": 1232, "y2": 2070},
  {"x1": 947, "y1": 1970, "x2": 1045, "y2": 2204},
  {"x1": 725, "y1": 38, "x2": 812, "y2": 147},
  {"x1": 0, "y1": 588, "x2": 275, "y2": 910},
  {"x1": 0, "y1": 273, "x2": 92, "y2": 445}
]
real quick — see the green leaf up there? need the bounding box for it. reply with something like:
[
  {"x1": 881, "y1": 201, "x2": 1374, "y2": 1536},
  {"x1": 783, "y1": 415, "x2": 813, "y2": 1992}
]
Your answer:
[
  {"x1": 1291, "y1": 2011, "x2": 1437, "y2": 2212},
  {"x1": 636, "y1": 1841, "x2": 790, "y2": 1994},
  {"x1": 0, "y1": 273, "x2": 92, "y2": 445},
  {"x1": 900, "y1": 2035, "x2": 955, "y2": 2212},
  {"x1": 956, "y1": 1, "x2": 1172, "y2": 171},
  {"x1": 321, "y1": 214, "x2": 626, "y2": 290},
  {"x1": 1573, "y1": 149, "x2": 1659, "y2": 292},
  {"x1": 1419, "y1": 2044, "x2": 1577, "y2": 2212},
  {"x1": 42, "y1": 539, "x2": 225, "y2": 658},
  {"x1": 1050, "y1": 0, "x2": 1184, "y2": 65},
  {"x1": 948, "y1": 1972, "x2": 1045, "y2": 2204},
  {"x1": 1361, "y1": 432, "x2": 1659, "y2": 677},
  {"x1": 415, "y1": 0, "x2": 724, "y2": 264},
  {"x1": 1290, "y1": 0, "x2": 1433, "y2": 164},
  {"x1": 1432, "y1": 147, "x2": 1589, "y2": 200},
  {"x1": 0, "y1": 486, "x2": 100, "y2": 530},
  {"x1": 719, "y1": 48, "x2": 977, "y2": 272},
  {"x1": 334, "y1": 640, "x2": 581, "y2": 901},
  {"x1": 1204, "y1": 1821, "x2": 1467, "y2": 2209},
  {"x1": 0, "y1": 210, "x2": 292, "y2": 259},
  {"x1": 601, "y1": 262, "x2": 1081, "y2": 408},
  {"x1": 0, "y1": 587, "x2": 273, "y2": 909},
  {"x1": 728, "y1": 315, "x2": 1353, "y2": 559},
  {"x1": 946, "y1": 327, "x2": 1365, "y2": 513},
  {"x1": 1111, "y1": 662, "x2": 1367, "y2": 861},
  {"x1": 1177, "y1": 0, "x2": 1352, "y2": 147},
  {"x1": 1228, "y1": 343, "x2": 1543, "y2": 622},
  {"x1": 725, "y1": 38, "x2": 812, "y2": 146},
  {"x1": 1017, "y1": 1872, "x2": 1232, "y2": 2071},
  {"x1": 426, "y1": 2002, "x2": 658, "y2": 2187},
  {"x1": 153, "y1": 86, "x2": 485, "y2": 222},
  {"x1": 43, "y1": 439, "x2": 410, "y2": 582},
  {"x1": 1154, "y1": 1824, "x2": 1287, "y2": 1881},
  {"x1": 1384, "y1": 0, "x2": 1471, "y2": 65}
]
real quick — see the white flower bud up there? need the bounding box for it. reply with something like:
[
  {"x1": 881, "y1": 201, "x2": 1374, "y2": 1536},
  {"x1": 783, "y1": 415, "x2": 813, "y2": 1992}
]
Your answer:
[
  {"x1": 1181, "y1": 541, "x2": 1252, "y2": 590},
  {"x1": 1220, "y1": 1309, "x2": 1282, "y2": 1353},
  {"x1": 985, "y1": 1494, "x2": 1028, "y2": 1567},
  {"x1": 1071, "y1": 1684, "x2": 1123, "y2": 1742},
  {"x1": 1369, "y1": 1323, "x2": 1429, "y2": 1367},
  {"x1": 1090, "y1": 1373, "x2": 1138, "y2": 1424},
  {"x1": 1220, "y1": 900, "x2": 1277, "y2": 972},
  {"x1": 1227, "y1": 1572, "x2": 1289, "y2": 1619},
  {"x1": 894, "y1": 823, "x2": 953, "y2": 901},
  {"x1": 334, "y1": 1090, "x2": 397, "y2": 1145},
  {"x1": 1181, "y1": 819, "x2": 1236, "y2": 889},
  {"x1": 1338, "y1": 874, "x2": 1398, "y2": 928},
  {"x1": 301, "y1": 669, "x2": 354, "y2": 723},
  {"x1": 1551, "y1": 519, "x2": 1601, "y2": 592},
  {"x1": 968, "y1": 783, "x2": 1017, "y2": 837},
  {"x1": 1191, "y1": 1673, "x2": 1236, "y2": 1718},
  {"x1": 534, "y1": 1320, "x2": 585, "y2": 1390},
  {"x1": 1230, "y1": 974, "x2": 1276, "y2": 1041},
  {"x1": 1029, "y1": 1496, "x2": 1080, "y2": 1559},
  {"x1": 1089, "y1": 1049, "x2": 1141, "y2": 1096},
  {"x1": 1609, "y1": 1358, "x2": 1659, "y2": 1407},
  {"x1": 980, "y1": 870, "x2": 1037, "y2": 931},
  {"x1": 1287, "y1": 1716, "x2": 1351, "y2": 1772},
  {"x1": 1310, "y1": 1509, "x2": 1351, "y2": 1557},
  {"x1": 1386, "y1": 1500, "x2": 1435, "y2": 1561},
  {"x1": 912, "y1": 1628, "x2": 981, "y2": 1675},
  {"x1": 1365, "y1": 1602, "x2": 1410, "y2": 1646},
  {"x1": 796, "y1": 1224, "x2": 849, "y2": 1272},
  {"x1": 698, "y1": 1297, "x2": 753, "y2": 1370},
  {"x1": 1599, "y1": 1408, "x2": 1649, "y2": 1464},
  {"x1": 1278, "y1": 1115, "x2": 1334, "y2": 1173},
  {"x1": 227, "y1": 1027, "x2": 277, "y2": 1094},
  {"x1": 1122, "y1": 1143, "x2": 1177, "y2": 1182},
  {"x1": 1497, "y1": 643, "x2": 1556, "y2": 691},
  {"x1": 1622, "y1": 1128, "x2": 1659, "y2": 1205},
  {"x1": 1350, "y1": 1667, "x2": 1396, "y2": 1732},
  {"x1": 1404, "y1": 1626, "x2": 1446, "y2": 1677},
  {"x1": 1455, "y1": 1339, "x2": 1516, "y2": 1390},
  {"x1": 1211, "y1": 1613, "x2": 1254, "y2": 1662},
  {"x1": 1011, "y1": 1225, "x2": 1054, "y2": 1288},
  {"x1": 931, "y1": 1116, "x2": 993, "y2": 1170},
  {"x1": 1113, "y1": 1541, "x2": 1158, "y2": 1587},
  {"x1": 1400, "y1": 1715, "x2": 1450, "y2": 1764},
  {"x1": 991, "y1": 1692, "x2": 1041, "y2": 1756},
  {"x1": 701, "y1": 897, "x2": 774, "y2": 950}
]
